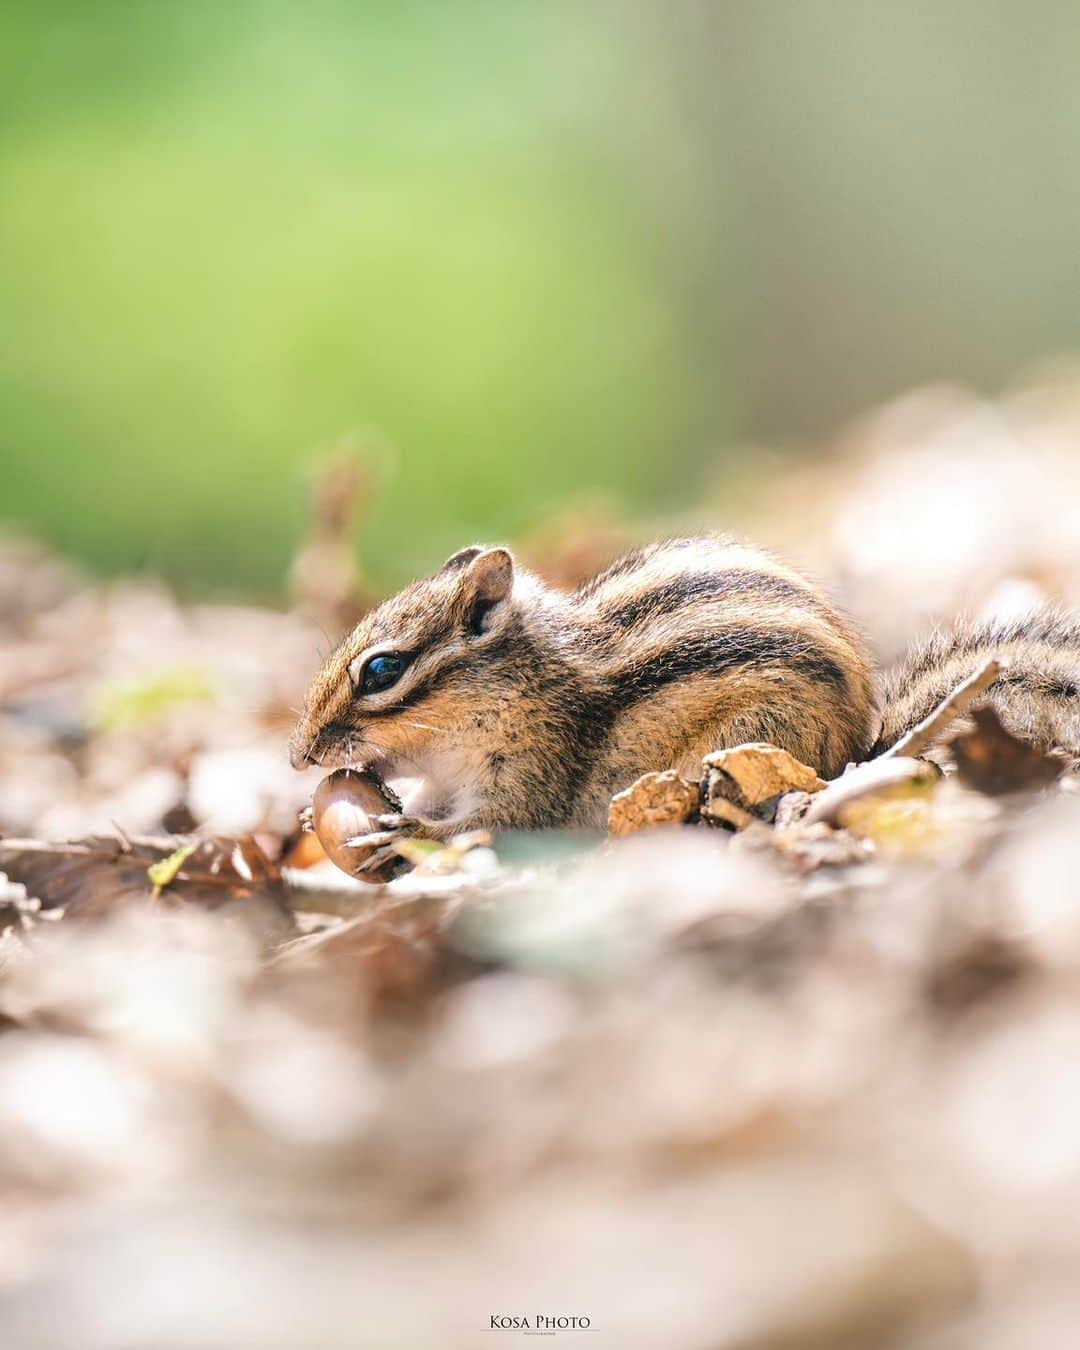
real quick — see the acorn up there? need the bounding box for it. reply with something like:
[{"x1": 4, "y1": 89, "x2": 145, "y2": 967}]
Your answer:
[{"x1": 311, "y1": 768, "x2": 407, "y2": 883}]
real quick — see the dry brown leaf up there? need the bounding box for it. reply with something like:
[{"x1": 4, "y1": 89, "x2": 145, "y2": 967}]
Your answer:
[
  {"x1": 281, "y1": 829, "x2": 329, "y2": 870},
  {"x1": 608, "y1": 771, "x2": 701, "y2": 837},
  {"x1": 949, "y1": 705, "x2": 1065, "y2": 796},
  {"x1": 0, "y1": 834, "x2": 293, "y2": 938}
]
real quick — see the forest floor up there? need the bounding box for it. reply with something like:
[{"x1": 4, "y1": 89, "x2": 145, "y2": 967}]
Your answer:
[{"x1": 3, "y1": 385, "x2": 1080, "y2": 1348}]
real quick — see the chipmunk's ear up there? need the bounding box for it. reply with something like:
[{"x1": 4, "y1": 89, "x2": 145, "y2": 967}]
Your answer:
[
  {"x1": 439, "y1": 545, "x2": 484, "y2": 574},
  {"x1": 458, "y1": 547, "x2": 514, "y2": 636}
]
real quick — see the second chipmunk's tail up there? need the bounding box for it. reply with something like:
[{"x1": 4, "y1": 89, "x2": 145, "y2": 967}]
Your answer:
[{"x1": 875, "y1": 610, "x2": 1080, "y2": 757}]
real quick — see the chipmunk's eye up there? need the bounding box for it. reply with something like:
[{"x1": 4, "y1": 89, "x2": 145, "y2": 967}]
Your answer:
[{"x1": 359, "y1": 652, "x2": 408, "y2": 695}]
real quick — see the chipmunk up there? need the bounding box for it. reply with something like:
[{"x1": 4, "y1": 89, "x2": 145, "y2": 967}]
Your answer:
[{"x1": 289, "y1": 536, "x2": 878, "y2": 835}]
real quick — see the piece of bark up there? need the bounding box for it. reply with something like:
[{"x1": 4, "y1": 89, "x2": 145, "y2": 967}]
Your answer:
[
  {"x1": 700, "y1": 796, "x2": 756, "y2": 831},
  {"x1": 608, "y1": 771, "x2": 701, "y2": 837},
  {"x1": 703, "y1": 744, "x2": 826, "y2": 813}
]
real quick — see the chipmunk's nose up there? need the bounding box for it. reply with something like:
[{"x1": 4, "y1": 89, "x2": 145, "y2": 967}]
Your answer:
[{"x1": 288, "y1": 722, "x2": 319, "y2": 771}]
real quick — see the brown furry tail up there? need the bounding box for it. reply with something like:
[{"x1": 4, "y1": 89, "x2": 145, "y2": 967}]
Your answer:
[{"x1": 875, "y1": 610, "x2": 1080, "y2": 757}]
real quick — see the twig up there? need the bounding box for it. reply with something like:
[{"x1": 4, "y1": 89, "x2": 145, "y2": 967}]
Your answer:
[
  {"x1": 881, "y1": 656, "x2": 1005, "y2": 761},
  {"x1": 805, "y1": 756, "x2": 939, "y2": 826}
]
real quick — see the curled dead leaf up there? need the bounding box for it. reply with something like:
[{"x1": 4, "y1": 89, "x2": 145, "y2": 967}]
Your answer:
[{"x1": 948, "y1": 705, "x2": 1065, "y2": 796}]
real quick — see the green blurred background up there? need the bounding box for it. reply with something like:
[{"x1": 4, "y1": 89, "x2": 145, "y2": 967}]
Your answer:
[{"x1": 4, "y1": 0, "x2": 1080, "y2": 595}]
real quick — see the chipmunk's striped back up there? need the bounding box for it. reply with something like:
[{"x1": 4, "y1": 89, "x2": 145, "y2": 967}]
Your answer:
[
  {"x1": 569, "y1": 537, "x2": 877, "y2": 802},
  {"x1": 877, "y1": 610, "x2": 1080, "y2": 757}
]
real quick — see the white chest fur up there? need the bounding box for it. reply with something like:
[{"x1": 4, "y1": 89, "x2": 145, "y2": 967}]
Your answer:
[{"x1": 384, "y1": 743, "x2": 486, "y2": 830}]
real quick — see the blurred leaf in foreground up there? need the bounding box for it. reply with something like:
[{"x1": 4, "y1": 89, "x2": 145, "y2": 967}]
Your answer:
[
  {"x1": 0, "y1": 835, "x2": 292, "y2": 941},
  {"x1": 90, "y1": 667, "x2": 215, "y2": 733}
]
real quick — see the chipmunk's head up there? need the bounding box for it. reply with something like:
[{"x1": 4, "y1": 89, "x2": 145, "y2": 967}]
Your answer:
[{"x1": 289, "y1": 546, "x2": 521, "y2": 824}]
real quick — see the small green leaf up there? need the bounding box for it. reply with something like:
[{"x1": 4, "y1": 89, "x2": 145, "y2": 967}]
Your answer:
[
  {"x1": 391, "y1": 838, "x2": 444, "y2": 866},
  {"x1": 147, "y1": 843, "x2": 196, "y2": 895}
]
